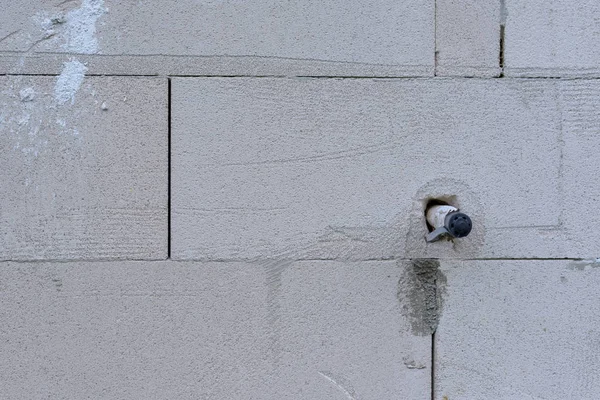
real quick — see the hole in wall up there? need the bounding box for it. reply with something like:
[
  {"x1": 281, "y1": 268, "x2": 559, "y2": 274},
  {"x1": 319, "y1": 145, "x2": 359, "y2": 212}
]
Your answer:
[
  {"x1": 405, "y1": 179, "x2": 485, "y2": 256},
  {"x1": 423, "y1": 196, "x2": 457, "y2": 232}
]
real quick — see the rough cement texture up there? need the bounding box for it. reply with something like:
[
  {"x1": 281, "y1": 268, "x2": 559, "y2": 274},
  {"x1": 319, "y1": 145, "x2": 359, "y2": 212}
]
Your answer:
[
  {"x1": 0, "y1": 260, "x2": 430, "y2": 399},
  {"x1": 0, "y1": 0, "x2": 433, "y2": 76},
  {"x1": 505, "y1": 0, "x2": 600, "y2": 77},
  {"x1": 172, "y1": 77, "x2": 600, "y2": 260},
  {"x1": 436, "y1": 260, "x2": 600, "y2": 399},
  {"x1": 2, "y1": 1, "x2": 600, "y2": 398},
  {"x1": 0, "y1": 76, "x2": 167, "y2": 260},
  {"x1": 436, "y1": 0, "x2": 501, "y2": 77}
]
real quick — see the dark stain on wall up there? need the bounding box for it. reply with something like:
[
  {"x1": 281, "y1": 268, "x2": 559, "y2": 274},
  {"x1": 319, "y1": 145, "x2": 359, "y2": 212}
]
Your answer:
[{"x1": 398, "y1": 259, "x2": 446, "y2": 336}]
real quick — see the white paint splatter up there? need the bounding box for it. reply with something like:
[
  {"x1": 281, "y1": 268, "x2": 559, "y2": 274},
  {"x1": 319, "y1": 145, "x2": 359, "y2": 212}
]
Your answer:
[
  {"x1": 19, "y1": 87, "x2": 36, "y2": 102},
  {"x1": 17, "y1": 113, "x2": 30, "y2": 126},
  {"x1": 39, "y1": 13, "x2": 65, "y2": 40},
  {"x1": 403, "y1": 356, "x2": 427, "y2": 369},
  {"x1": 54, "y1": 60, "x2": 87, "y2": 105},
  {"x1": 63, "y1": 0, "x2": 107, "y2": 54}
]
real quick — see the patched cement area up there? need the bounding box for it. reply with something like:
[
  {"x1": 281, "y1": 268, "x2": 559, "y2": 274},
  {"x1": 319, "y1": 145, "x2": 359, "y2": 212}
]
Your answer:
[{"x1": 398, "y1": 259, "x2": 446, "y2": 336}]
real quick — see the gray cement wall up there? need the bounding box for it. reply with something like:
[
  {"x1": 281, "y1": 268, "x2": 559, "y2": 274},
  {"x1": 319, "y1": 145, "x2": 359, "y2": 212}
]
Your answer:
[{"x1": 1, "y1": 1, "x2": 599, "y2": 399}]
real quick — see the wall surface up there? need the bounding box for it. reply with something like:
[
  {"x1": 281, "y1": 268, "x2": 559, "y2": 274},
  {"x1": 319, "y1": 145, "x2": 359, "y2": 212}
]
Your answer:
[{"x1": 1, "y1": 1, "x2": 599, "y2": 399}]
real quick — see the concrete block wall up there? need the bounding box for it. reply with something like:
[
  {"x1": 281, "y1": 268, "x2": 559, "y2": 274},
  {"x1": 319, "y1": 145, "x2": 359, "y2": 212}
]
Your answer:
[{"x1": 1, "y1": 1, "x2": 599, "y2": 399}]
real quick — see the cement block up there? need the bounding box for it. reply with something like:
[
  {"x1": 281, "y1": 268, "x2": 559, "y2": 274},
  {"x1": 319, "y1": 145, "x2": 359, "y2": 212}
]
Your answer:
[
  {"x1": 0, "y1": 0, "x2": 434, "y2": 76},
  {"x1": 172, "y1": 77, "x2": 600, "y2": 260},
  {"x1": 0, "y1": 260, "x2": 430, "y2": 399},
  {"x1": 435, "y1": 259, "x2": 600, "y2": 399},
  {"x1": 0, "y1": 75, "x2": 167, "y2": 260},
  {"x1": 505, "y1": 0, "x2": 600, "y2": 77},
  {"x1": 436, "y1": 0, "x2": 501, "y2": 77}
]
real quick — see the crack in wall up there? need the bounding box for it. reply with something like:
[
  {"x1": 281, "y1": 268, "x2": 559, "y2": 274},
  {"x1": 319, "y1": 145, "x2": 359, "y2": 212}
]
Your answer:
[{"x1": 499, "y1": 0, "x2": 507, "y2": 77}]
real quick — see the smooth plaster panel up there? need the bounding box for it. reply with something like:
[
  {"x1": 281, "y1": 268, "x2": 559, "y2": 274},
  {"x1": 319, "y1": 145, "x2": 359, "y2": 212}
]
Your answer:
[
  {"x1": 505, "y1": 0, "x2": 600, "y2": 76},
  {"x1": 436, "y1": 259, "x2": 600, "y2": 399},
  {"x1": 0, "y1": 260, "x2": 430, "y2": 399},
  {"x1": 0, "y1": 0, "x2": 434, "y2": 76},
  {"x1": 436, "y1": 0, "x2": 501, "y2": 77},
  {"x1": 171, "y1": 77, "x2": 600, "y2": 260},
  {"x1": 0, "y1": 75, "x2": 167, "y2": 260}
]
